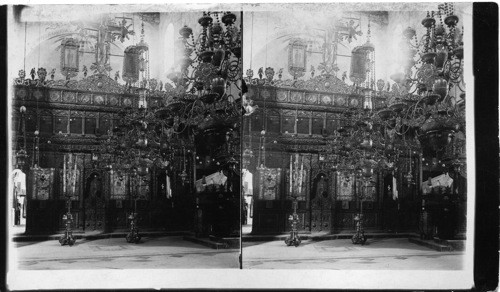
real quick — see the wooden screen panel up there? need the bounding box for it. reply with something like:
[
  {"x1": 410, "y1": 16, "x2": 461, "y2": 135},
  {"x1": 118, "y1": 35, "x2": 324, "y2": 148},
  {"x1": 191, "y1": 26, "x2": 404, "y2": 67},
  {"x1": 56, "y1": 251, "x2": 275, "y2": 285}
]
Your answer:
[
  {"x1": 282, "y1": 116, "x2": 295, "y2": 134},
  {"x1": 296, "y1": 116, "x2": 309, "y2": 134},
  {"x1": 312, "y1": 117, "x2": 323, "y2": 135}
]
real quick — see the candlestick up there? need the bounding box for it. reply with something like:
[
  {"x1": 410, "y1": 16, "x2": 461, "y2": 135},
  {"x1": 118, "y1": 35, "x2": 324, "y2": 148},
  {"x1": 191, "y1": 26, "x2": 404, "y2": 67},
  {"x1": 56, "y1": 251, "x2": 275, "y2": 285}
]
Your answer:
[
  {"x1": 299, "y1": 156, "x2": 304, "y2": 195},
  {"x1": 289, "y1": 155, "x2": 293, "y2": 195},
  {"x1": 295, "y1": 153, "x2": 299, "y2": 195},
  {"x1": 72, "y1": 155, "x2": 77, "y2": 195},
  {"x1": 63, "y1": 154, "x2": 66, "y2": 194}
]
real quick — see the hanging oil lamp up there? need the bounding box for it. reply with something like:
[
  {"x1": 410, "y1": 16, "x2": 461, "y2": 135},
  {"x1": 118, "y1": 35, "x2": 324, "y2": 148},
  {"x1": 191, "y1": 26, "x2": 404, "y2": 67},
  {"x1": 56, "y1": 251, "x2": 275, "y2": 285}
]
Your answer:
[
  {"x1": 180, "y1": 147, "x2": 188, "y2": 185},
  {"x1": 404, "y1": 148, "x2": 414, "y2": 185}
]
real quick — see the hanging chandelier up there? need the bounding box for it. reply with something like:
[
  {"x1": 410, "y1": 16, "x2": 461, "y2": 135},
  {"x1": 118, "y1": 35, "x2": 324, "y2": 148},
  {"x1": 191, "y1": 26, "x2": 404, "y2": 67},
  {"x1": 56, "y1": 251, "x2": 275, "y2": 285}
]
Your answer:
[
  {"x1": 320, "y1": 3, "x2": 466, "y2": 180},
  {"x1": 319, "y1": 18, "x2": 397, "y2": 180},
  {"x1": 100, "y1": 11, "x2": 242, "y2": 180},
  {"x1": 121, "y1": 11, "x2": 242, "y2": 135},
  {"x1": 371, "y1": 2, "x2": 465, "y2": 168}
]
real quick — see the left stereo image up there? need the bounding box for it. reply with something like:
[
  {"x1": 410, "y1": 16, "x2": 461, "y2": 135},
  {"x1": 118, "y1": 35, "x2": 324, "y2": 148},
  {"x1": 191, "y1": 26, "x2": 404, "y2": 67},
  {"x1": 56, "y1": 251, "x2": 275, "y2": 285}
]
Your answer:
[{"x1": 8, "y1": 6, "x2": 243, "y2": 270}]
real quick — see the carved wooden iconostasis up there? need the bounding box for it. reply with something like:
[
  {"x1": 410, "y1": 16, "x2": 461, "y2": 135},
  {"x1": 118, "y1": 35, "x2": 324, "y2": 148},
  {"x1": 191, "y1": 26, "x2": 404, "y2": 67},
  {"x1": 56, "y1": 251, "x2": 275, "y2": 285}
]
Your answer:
[
  {"x1": 241, "y1": 7, "x2": 434, "y2": 235},
  {"x1": 15, "y1": 77, "x2": 197, "y2": 234},
  {"x1": 247, "y1": 145, "x2": 385, "y2": 234},
  {"x1": 11, "y1": 10, "x2": 222, "y2": 235}
]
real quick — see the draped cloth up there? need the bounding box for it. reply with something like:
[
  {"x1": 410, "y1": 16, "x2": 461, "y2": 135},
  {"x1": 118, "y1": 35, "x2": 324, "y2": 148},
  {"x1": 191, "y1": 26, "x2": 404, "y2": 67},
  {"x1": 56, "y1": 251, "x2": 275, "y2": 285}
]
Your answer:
[
  {"x1": 195, "y1": 171, "x2": 227, "y2": 193},
  {"x1": 165, "y1": 175, "x2": 172, "y2": 199},
  {"x1": 392, "y1": 176, "x2": 398, "y2": 201},
  {"x1": 421, "y1": 173, "x2": 454, "y2": 193},
  {"x1": 430, "y1": 173, "x2": 453, "y2": 188}
]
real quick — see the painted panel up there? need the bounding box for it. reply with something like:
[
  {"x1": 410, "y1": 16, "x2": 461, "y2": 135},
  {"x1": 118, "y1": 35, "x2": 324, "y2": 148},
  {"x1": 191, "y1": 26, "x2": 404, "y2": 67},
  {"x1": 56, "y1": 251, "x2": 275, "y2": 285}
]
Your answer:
[
  {"x1": 337, "y1": 173, "x2": 354, "y2": 201},
  {"x1": 258, "y1": 168, "x2": 282, "y2": 200},
  {"x1": 110, "y1": 171, "x2": 128, "y2": 200},
  {"x1": 32, "y1": 168, "x2": 55, "y2": 200}
]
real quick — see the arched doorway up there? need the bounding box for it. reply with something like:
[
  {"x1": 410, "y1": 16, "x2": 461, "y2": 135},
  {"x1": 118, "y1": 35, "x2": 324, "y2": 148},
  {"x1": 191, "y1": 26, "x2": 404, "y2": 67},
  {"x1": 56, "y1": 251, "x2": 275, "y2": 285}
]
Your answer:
[
  {"x1": 310, "y1": 171, "x2": 333, "y2": 232},
  {"x1": 84, "y1": 171, "x2": 105, "y2": 231}
]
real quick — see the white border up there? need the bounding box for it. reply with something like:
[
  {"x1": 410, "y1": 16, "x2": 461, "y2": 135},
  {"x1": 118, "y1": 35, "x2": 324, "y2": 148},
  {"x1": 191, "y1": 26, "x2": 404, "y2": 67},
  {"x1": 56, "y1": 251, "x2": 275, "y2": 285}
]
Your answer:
[
  {"x1": 8, "y1": 270, "x2": 473, "y2": 290},
  {"x1": 6, "y1": 2, "x2": 476, "y2": 290}
]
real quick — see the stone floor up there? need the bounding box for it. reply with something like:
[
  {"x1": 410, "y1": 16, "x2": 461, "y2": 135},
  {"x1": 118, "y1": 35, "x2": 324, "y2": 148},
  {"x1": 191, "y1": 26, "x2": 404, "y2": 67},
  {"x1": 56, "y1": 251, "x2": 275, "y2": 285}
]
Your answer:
[
  {"x1": 12, "y1": 236, "x2": 240, "y2": 270},
  {"x1": 10, "y1": 225, "x2": 467, "y2": 271},
  {"x1": 242, "y1": 237, "x2": 465, "y2": 270}
]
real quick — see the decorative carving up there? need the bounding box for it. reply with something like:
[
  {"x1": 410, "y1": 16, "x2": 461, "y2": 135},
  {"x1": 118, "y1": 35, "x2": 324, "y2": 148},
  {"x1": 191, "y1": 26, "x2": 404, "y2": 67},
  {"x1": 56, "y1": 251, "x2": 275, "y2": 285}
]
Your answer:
[
  {"x1": 49, "y1": 90, "x2": 61, "y2": 102},
  {"x1": 70, "y1": 110, "x2": 84, "y2": 117},
  {"x1": 290, "y1": 91, "x2": 303, "y2": 103},
  {"x1": 93, "y1": 94, "x2": 105, "y2": 105},
  {"x1": 265, "y1": 67, "x2": 275, "y2": 82},
  {"x1": 107, "y1": 95, "x2": 118, "y2": 106},
  {"x1": 335, "y1": 95, "x2": 347, "y2": 106},
  {"x1": 79, "y1": 93, "x2": 91, "y2": 104},
  {"x1": 260, "y1": 88, "x2": 272, "y2": 100},
  {"x1": 62, "y1": 91, "x2": 76, "y2": 103},
  {"x1": 287, "y1": 74, "x2": 353, "y2": 94},
  {"x1": 123, "y1": 97, "x2": 133, "y2": 107},
  {"x1": 296, "y1": 110, "x2": 310, "y2": 117},
  {"x1": 276, "y1": 90, "x2": 288, "y2": 102},
  {"x1": 312, "y1": 111, "x2": 325, "y2": 118},
  {"x1": 247, "y1": 72, "x2": 419, "y2": 106},
  {"x1": 16, "y1": 87, "x2": 28, "y2": 100},
  {"x1": 319, "y1": 95, "x2": 331, "y2": 105},
  {"x1": 32, "y1": 89, "x2": 44, "y2": 101},
  {"x1": 305, "y1": 93, "x2": 318, "y2": 104},
  {"x1": 349, "y1": 96, "x2": 361, "y2": 108},
  {"x1": 51, "y1": 74, "x2": 126, "y2": 94}
]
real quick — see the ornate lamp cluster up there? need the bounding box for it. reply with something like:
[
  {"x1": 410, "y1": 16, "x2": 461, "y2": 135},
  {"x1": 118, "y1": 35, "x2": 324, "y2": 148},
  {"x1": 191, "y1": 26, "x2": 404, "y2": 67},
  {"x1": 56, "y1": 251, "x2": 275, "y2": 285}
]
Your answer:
[
  {"x1": 323, "y1": 97, "x2": 393, "y2": 181},
  {"x1": 169, "y1": 11, "x2": 242, "y2": 130},
  {"x1": 135, "y1": 11, "x2": 242, "y2": 134},
  {"x1": 316, "y1": 2, "x2": 466, "y2": 176},
  {"x1": 98, "y1": 11, "x2": 243, "y2": 187},
  {"x1": 376, "y1": 2, "x2": 465, "y2": 166}
]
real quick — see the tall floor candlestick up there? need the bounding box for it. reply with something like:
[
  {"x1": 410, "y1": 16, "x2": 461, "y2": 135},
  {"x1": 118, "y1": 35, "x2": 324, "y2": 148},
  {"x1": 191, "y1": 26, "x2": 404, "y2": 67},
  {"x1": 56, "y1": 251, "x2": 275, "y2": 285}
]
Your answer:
[
  {"x1": 72, "y1": 155, "x2": 77, "y2": 195},
  {"x1": 59, "y1": 153, "x2": 75, "y2": 246},
  {"x1": 289, "y1": 155, "x2": 292, "y2": 195},
  {"x1": 63, "y1": 154, "x2": 66, "y2": 194},
  {"x1": 299, "y1": 157, "x2": 304, "y2": 195}
]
